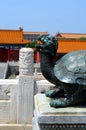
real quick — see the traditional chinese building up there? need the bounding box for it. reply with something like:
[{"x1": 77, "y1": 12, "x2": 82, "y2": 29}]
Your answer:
[
  {"x1": 54, "y1": 32, "x2": 86, "y2": 60},
  {"x1": 0, "y1": 29, "x2": 86, "y2": 62},
  {"x1": 23, "y1": 31, "x2": 49, "y2": 41},
  {"x1": 55, "y1": 33, "x2": 86, "y2": 52},
  {"x1": 0, "y1": 28, "x2": 29, "y2": 62}
]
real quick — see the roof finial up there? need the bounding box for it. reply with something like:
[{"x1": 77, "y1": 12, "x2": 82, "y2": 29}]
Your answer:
[{"x1": 19, "y1": 27, "x2": 23, "y2": 31}]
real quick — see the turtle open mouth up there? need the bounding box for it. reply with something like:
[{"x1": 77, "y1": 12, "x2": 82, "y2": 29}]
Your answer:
[{"x1": 35, "y1": 43, "x2": 45, "y2": 52}]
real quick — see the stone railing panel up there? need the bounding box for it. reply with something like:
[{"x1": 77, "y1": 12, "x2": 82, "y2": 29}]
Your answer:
[{"x1": 0, "y1": 79, "x2": 18, "y2": 124}]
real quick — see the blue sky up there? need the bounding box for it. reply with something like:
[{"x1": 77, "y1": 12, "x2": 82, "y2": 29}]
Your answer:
[{"x1": 0, "y1": 0, "x2": 86, "y2": 35}]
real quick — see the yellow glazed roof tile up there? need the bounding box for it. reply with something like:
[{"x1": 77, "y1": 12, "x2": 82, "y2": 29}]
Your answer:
[
  {"x1": 0, "y1": 29, "x2": 29, "y2": 44},
  {"x1": 55, "y1": 33, "x2": 86, "y2": 39}
]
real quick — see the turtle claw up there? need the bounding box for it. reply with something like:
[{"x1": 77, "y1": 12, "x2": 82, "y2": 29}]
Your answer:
[
  {"x1": 50, "y1": 97, "x2": 73, "y2": 108},
  {"x1": 45, "y1": 89, "x2": 65, "y2": 98},
  {"x1": 50, "y1": 90, "x2": 86, "y2": 108}
]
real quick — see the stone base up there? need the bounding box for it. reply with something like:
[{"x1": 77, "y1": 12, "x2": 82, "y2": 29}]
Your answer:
[
  {"x1": 32, "y1": 118, "x2": 40, "y2": 130},
  {"x1": 33, "y1": 94, "x2": 86, "y2": 130},
  {"x1": 0, "y1": 124, "x2": 32, "y2": 130}
]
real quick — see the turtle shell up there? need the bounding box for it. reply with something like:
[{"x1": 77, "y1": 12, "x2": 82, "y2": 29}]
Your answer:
[{"x1": 54, "y1": 50, "x2": 86, "y2": 86}]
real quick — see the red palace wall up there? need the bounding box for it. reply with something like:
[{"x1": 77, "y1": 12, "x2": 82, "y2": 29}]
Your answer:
[
  {"x1": 0, "y1": 48, "x2": 65, "y2": 62},
  {"x1": 8, "y1": 49, "x2": 19, "y2": 61},
  {"x1": 0, "y1": 48, "x2": 19, "y2": 62},
  {"x1": 0, "y1": 48, "x2": 8, "y2": 62}
]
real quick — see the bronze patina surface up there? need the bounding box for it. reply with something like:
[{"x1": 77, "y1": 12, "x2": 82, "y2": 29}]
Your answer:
[{"x1": 35, "y1": 35, "x2": 86, "y2": 108}]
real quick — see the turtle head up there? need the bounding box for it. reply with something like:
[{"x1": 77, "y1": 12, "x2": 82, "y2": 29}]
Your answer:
[{"x1": 35, "y1": 35, "x2": 58, "y2": 57}]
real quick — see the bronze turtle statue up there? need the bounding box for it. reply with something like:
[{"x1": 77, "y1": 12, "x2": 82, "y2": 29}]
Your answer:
[{"x1": 35, "y1": 35, "x2": 86, "y2": 108}]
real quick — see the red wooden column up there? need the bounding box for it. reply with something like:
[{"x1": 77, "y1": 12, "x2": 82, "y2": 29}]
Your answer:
[
  {"x1": 36, "y1": 52, "x2": 40, "y2": 63},
  {"x1": 8, "y1": 48, "x2": 10, "y2": 61}
]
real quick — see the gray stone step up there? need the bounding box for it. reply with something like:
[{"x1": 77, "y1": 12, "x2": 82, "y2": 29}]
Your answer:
[{"x1": 0, "y1": 63, "x2": 8, "y2": 79}]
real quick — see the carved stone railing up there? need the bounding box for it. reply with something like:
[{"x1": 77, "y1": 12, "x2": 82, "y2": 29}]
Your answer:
[
  {"x1": 0, "y1": 79, "x2": 18, "y2": 124},
  {"x1": 0, "y1": 48, "x2": 34, "y2": 130}
]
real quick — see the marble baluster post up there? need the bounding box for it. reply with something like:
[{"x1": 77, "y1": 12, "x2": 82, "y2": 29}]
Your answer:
[{"x1": 17, "y1": 48, "x2": 34, "y2": 124}]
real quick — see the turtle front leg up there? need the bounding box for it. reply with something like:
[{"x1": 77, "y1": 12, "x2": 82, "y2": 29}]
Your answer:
[
  {"x1": 50, "y1": 96, "x2": 73, "y2": 108},
  {"x1": 45, "y1": 86, "x2": 65, "y2": 98},
  {"x1": 50, "y1": 90, "x2": 86, "y2": 108}
]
